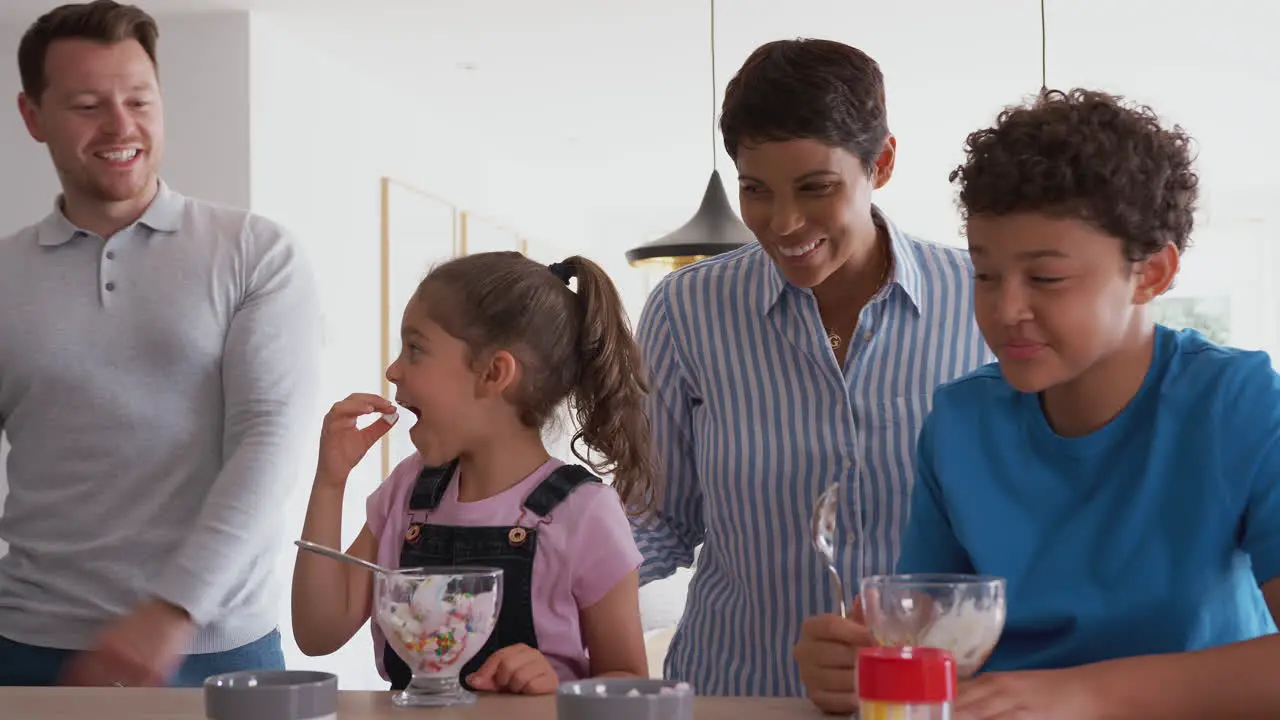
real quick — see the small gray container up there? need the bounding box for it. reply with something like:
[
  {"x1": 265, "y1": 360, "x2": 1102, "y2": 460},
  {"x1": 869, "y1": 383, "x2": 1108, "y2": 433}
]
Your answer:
[
  {"x1": 204, "y1": 670, "x2": 338, "y2": 720},
  {"x1": 556, "y1": 678, "x2": 694, "y2": 720}
]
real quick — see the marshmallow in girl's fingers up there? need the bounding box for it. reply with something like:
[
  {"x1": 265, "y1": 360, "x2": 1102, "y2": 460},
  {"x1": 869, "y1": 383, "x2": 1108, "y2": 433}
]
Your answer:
[{"x1": 381, "y1": 410, "x2": 400, "y2": 426}]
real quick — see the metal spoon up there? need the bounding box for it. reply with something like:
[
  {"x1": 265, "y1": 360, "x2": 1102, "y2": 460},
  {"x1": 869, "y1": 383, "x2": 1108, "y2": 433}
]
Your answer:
[
  {"x1": 810, "y1": 482, "x2": 848, "y2": 618},
  {"x1": 295, "y1": 539, "x2": 393, "y2": 574}
]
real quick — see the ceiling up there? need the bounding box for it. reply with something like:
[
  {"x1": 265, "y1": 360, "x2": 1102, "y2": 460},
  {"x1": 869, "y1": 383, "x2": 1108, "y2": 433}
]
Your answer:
[
  {"x1": 1, "y1": 0, "x2": 1274, "y2": 255},
  {"x1": 0, "y1": 0, "x2": 250, "y2": 16}
]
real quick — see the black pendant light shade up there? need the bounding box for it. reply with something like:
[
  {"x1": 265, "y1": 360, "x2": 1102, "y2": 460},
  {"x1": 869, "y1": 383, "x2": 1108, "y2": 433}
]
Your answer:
[{"x1": 625, "y1": 170, "x2": 756, "y2": 271}]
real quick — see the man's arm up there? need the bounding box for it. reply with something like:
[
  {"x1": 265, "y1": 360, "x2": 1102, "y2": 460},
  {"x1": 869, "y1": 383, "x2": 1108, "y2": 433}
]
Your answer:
[
  {"x1": 629, "y1": 286, "x2": 704, "y2": 586},
  {"x1": 148, "y1": 219, "x2": 323, "y2": 625},
  {"x1": 0, "y1": 427, "x2": 8, "y2": 558}
]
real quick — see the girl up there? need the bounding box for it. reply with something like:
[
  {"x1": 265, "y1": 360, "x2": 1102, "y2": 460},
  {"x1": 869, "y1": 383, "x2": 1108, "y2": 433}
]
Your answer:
[
  {"x1": 292, "y1": 251, "x2": 654, "y2": 695},
  {"x1": 795, "y1": 89, "x2": 1280, "y2": 718}
]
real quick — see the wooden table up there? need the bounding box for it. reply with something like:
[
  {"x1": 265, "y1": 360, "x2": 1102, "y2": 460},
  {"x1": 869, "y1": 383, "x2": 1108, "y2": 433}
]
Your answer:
[{"x1": 1, "y1": 687, "x2": 827, "y2": 718}]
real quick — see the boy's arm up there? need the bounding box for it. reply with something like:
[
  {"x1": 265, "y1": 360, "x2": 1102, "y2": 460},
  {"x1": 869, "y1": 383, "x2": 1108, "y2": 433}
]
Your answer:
[
  {"x1": 1079, "y1": 580, "x2": 1280, "y2": 720},
  {"x1": 895, "y1": 413, "x2": 975, "y2": 576}
]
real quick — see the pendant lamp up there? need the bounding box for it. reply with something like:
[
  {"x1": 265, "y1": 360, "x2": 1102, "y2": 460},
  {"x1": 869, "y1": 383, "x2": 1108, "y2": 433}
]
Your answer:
[
  {"x1": 625, "y1": 170, "x2": 756, "y2": 270},
  {"x1": 625, "y1": 0, "x2": 754, "y2": 271}
]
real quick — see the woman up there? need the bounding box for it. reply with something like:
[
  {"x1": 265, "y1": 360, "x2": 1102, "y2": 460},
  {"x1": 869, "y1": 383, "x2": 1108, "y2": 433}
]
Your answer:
[
  {"x1": 796, "y1": 89, "x2": 1280, "y2": 718},
  {"x1": 630, "y1": 38, "x2": 992, "y2": 697}
]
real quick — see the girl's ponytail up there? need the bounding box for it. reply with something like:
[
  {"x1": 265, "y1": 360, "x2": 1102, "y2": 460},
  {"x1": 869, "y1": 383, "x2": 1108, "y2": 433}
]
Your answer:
[{"x1": 558, "y1": 256, "x2": 658, "y2": 515}]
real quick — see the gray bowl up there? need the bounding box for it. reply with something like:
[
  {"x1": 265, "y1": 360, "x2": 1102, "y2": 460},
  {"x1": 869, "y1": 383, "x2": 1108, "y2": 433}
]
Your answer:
[
  {"x1": 204, "y1": 670, "x2": 338, "y2": 720},
  {"x1": 556, "y1": 678, "x2": 694, "y2": 720}
]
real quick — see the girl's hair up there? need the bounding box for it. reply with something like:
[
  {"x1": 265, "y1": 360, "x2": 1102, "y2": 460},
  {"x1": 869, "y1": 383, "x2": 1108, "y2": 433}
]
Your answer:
[{"x1": 414, "y1": 251, "x2": 657, "y2": 515}]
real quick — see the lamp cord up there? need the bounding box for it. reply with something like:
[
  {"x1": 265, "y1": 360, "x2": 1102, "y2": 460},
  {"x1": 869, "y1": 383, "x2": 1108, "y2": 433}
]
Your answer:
[
  {"x1": 710, "y1": 0, "x2": 718, "y2": 172},
  {"x1": 1040, "y1": 0, "x2": 1047, "y2": 91}
]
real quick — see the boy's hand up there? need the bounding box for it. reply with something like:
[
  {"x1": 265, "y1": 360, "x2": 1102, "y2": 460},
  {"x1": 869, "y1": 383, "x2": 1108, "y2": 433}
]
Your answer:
[
  {"x1": 468, "y1": 643, "x2": 559, "y2": 695},
  {"x1": 956, "y1": 668, "x2": 1100, "y2": 720},
  {"x1": 794, "y1": 597, "x2": 875, "y2": 715}
]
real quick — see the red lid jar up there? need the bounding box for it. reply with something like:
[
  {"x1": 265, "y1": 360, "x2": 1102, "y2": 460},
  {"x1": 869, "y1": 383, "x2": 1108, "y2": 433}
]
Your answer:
[{"x1": 857, "y1": 646, "x2": 957, "y2": 704}]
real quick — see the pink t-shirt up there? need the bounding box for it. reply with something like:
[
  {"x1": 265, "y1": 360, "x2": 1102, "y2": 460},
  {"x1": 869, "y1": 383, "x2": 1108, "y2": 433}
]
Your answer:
[{"x1": 365, "y1": 453, "x2": 643, "y2": 682}]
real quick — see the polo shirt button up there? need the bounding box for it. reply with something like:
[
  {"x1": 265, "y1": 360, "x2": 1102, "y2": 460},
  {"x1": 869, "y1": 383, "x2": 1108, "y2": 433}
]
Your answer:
[
  {"x1": 105, "y1": 282, "x2": 115, "y2": 291},
  {"x1": 105, "y1": 250, "x2": 115, "y2": 260}
]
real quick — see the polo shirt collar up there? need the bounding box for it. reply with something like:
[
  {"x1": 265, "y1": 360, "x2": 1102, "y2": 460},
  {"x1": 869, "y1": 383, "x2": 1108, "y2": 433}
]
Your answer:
[{"x1": 36, "y1": 178, "x2": 182, "y2": 246}]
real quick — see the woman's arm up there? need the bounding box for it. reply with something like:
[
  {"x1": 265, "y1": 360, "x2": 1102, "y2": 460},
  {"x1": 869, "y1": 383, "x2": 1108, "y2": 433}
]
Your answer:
[
  {"x1": 581, "y1": 570, "x2": 649, "y2": 678},
  {"x1": 290, "y1": 480, "x2": 376, "y2": 656},
  {"x1": 630, "y1": 288, "x2": 705, "y2": 584}
]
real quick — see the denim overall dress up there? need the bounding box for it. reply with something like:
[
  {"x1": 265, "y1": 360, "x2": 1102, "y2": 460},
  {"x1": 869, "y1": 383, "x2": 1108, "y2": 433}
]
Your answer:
[{"x1": 383, "y1": 459, "x2": 601, "y2": 691}]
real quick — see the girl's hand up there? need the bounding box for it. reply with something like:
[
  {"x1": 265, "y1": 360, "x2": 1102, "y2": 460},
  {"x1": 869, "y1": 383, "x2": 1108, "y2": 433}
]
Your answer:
[
  {"x1": 316, "y1": 393, "x2": 398, "y2": 486},
  {"x1": 467, "y1": 644, "x2": 559, "y2": 695}
]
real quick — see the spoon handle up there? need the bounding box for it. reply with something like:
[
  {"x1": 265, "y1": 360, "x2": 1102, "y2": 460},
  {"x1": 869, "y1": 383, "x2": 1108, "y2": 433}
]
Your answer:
[
  {"x1": 826, "y1": 566, "x2": 848, "y2": 619},
  {"x1": 295, "y1": 539, "x2": 388, "y2": 574}
]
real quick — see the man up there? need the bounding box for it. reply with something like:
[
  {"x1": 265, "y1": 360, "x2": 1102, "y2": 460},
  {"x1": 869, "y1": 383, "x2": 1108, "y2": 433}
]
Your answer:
[{"x1": 0, "y1": 1, "x2": 322, "y2": 687}]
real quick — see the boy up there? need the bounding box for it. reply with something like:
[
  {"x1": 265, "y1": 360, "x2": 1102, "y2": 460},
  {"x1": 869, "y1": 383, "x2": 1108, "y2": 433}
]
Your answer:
[{"x1": 795, "y1": 89, "x2": 1280, "y2": 718}]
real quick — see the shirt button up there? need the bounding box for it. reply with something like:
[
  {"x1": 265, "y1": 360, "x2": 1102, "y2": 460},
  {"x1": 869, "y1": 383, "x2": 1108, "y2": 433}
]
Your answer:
[
  {"x1": 105, "y1": 281, "x2": 115, "y2": 292},
  {"x1": 105, "y1": 250, "x2": 115, "y2": 260}
]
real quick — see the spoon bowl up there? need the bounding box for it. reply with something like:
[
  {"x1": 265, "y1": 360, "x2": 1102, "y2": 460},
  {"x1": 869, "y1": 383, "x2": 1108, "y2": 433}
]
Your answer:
[{"x1": 809, "y1": 482, "x2": 847, "y2": 618}]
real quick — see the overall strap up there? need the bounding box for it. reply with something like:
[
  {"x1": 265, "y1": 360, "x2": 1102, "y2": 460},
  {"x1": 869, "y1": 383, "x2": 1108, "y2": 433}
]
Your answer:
[
  {"x1": 407, "y1": 458, "x2": 461, "y2": 511},
  {"x1": 522, "y1": 464, "x2": 601, "y2": 517}
]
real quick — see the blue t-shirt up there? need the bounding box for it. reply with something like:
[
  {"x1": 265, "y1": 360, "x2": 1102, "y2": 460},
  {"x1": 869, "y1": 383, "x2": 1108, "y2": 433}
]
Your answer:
[{"x1": 896, "y1": 325, "x2": 1280, "y2": 672}]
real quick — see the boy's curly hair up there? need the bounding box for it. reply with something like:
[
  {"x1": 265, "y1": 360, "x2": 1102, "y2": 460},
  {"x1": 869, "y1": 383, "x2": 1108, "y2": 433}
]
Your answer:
[{"x1": 948, "y1": 88, "x2": 1200, "y2": 261}]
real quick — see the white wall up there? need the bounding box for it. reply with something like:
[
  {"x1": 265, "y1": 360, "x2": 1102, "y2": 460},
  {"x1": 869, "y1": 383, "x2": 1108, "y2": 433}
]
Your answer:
[
  {"x1": 236, "y1": 4, "x2": 1280, "y2": 683},
  {"x1": 3, "y1": 0, "x2": 1277, "y2": 692},
  {"x1": 245, "y1": 13, "x2": 693, "y2": 687},
  {"x1": 0, "y1": 13, "x2": 251, "y2": 226},
  {"x1": 0, "y1": 7, "x2": 689, "y2": 689},
  {"x1": 247, "y1": 14, "x2": 433, "y2": 690}
]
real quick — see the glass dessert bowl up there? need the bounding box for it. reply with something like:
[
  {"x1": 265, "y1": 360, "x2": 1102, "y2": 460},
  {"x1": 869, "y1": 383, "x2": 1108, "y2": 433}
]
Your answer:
[
  {"x1": 374, "y1": 566, "x2": 503, "y2": 707},
  {"x1": 859, "y1": 573, "x2": 1006, "y2": 678}
]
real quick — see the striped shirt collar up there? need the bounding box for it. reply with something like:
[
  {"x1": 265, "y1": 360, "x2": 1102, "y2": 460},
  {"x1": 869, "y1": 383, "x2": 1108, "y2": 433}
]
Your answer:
[{"x1": 757, "y1": 205, "x2": 927, "y2": 317}]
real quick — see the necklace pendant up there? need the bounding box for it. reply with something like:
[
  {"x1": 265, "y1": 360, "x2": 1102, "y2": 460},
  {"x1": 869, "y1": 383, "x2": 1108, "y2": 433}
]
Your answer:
[{"x1": 826, "y1": 328, "x2": 841, "y2": 351}]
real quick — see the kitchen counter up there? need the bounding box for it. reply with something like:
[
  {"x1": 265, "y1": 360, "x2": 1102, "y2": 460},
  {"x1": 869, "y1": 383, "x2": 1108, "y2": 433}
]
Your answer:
[{"x1": 0, "y1": 687, "x2": 826, "y2": 718}]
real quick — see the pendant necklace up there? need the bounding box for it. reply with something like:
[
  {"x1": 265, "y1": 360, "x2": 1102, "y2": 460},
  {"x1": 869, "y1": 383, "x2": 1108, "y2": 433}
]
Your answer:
[{"x1": 824, "y1": 255, "x2": 892, "y2": 352}]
